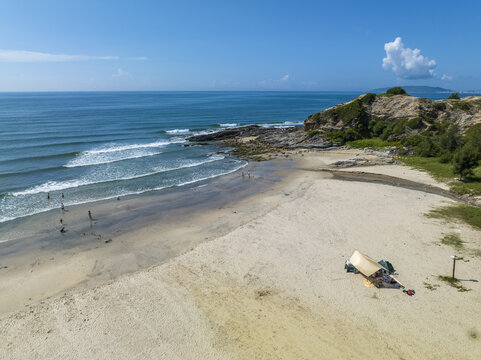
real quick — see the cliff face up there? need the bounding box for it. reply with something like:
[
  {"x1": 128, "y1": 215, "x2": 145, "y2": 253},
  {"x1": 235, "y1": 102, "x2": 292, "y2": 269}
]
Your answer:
[{"x1": 304, "y1": 94, "x2": 481, "y2": 134}]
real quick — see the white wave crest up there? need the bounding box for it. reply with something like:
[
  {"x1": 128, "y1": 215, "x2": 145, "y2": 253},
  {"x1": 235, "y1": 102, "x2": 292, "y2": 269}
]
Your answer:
[
  {"x1": 13, "y1": 155, "x2": 226, "y2": 197},
  {"x1": 165, "y1": 129, "x2": 191, "y2": 134}
]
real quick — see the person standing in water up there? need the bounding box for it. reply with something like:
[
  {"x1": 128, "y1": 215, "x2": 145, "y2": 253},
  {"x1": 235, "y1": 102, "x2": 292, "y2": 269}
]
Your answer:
[
  {"x1": 61, "y1": 193, "x2": 64, "y2": 199},
  {"x1": 88, "y1": 210, "x2": 93, "y2": 220},
  {"x1": 47, "y1": 192, "x2": 50, "y2": 200},
  {"x1": 61, "y1": 203, "x2": 64, "y2": 211}
]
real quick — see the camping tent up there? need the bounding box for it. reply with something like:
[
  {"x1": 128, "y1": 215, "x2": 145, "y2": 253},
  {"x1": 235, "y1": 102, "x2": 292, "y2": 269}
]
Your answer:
[{"x1": 349, "y1": 250, "x2": 383, "y2": 277}]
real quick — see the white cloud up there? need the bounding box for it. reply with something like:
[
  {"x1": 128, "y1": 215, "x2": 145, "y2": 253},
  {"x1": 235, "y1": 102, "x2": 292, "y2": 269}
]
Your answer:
[
  {"x1": 258, "y1": 74, "x2": 293, "y2": 88},
  {"x1": 112, "y1": 68, "x2": 130, "y2": 78},
  {"x1": 441, "y1": 74, "x2": 453, "y2": 81},
  {"x1": 0, "y1": 49, "x2": 146, "y2": 62},
  {"x1": 382, "y1": 37, "x2": 436, "y2": 79}
]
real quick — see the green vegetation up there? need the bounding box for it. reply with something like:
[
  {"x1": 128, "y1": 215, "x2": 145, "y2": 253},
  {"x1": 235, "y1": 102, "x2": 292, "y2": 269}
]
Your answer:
[
  {"x1": 434, "y1": 102, "x2": 446, "y2": 111},
  {"x1": 310, "y1": 112, "x2": 327, "y2": 126},
  {"x1": 347, "y1": 138, "x2": 399, "y2": 149},
  {"x1": 447, "y1": 92, "x2": 460, "y2": 100},
  {"x1": 386, "y1": 87, "x2": 408, "y2": 95},
  {"x1": 427, "y1": 204, "x2": 481, "y2": 231},
  {"x1": 440, "y1": 233, "x2": 464, "y2": 250},
  {"x1": 452, "y1": 101, "x2": 471, "y2": 112},
  {"x1": 423, "y1": 282, "x2": 439, "y2": 291},
  {"x1": 437, "y1": 276, "x2": 470, "y2": 292},
  {"x1": 324, "y1": 99, "x2": 368, "y2": 125},
  {"x1": 306, "y1": 129, "x2": 323, "y2": 137}
]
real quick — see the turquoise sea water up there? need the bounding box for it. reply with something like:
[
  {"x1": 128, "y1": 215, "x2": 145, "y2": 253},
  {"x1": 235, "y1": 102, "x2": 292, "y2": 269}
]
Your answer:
[{"x1": 0, "y1": 91, "x2": 476, "y2": 224}]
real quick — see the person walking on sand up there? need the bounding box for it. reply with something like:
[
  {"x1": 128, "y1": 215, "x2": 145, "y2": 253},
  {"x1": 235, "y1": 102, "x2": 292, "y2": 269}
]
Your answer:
[
  {"x1": 61, "y1": 202, "x2": 64, "y2": 211},
  {"x1": 60, "y1": 218, "x2": 63, "y2": 225},
  {"x1": 88, "y1": 210, "x2": 93, "y2": 220},
  {"x1": 248, "y1": 171, "x2": 251, "y2": 178}
]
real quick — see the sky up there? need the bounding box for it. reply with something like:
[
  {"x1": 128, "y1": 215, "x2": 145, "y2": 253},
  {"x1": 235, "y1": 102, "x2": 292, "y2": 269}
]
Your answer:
[{"x1": 0, "y1": 0, "x2": 480, "y2": 91}]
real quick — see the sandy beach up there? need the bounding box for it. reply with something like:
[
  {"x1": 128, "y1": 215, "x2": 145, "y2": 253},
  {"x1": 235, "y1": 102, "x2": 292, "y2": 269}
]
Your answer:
[{"x1": 1, "y1": 149, "x2": 480, "y2": 359}]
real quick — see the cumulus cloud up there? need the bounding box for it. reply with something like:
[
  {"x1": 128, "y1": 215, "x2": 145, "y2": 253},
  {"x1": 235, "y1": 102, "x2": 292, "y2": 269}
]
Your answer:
[
  {"x1": 382, "y1": 37, "x2": 436, "y2": 79},
  {"x1": 0, "y1": 49, "x2": 146, "y2": 62},
  {"x1": 441, "y1": 74, "x2": 453, "y2": 81},
  {"x1": 281, "y1": 74, "x2": 290, "y2": 81}
]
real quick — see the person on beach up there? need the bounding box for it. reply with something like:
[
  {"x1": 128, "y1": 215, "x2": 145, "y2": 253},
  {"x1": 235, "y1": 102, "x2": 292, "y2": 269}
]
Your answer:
[
  {"x1": 62, "y1": 193, "x2": 64, "y2": 199},
  {"x1": 242, "y1": 171, "x2": 245, "y2": 179},
  {"x1": 88, "y1": 210, "x2": 93, "y2": 220},
  {"x1": 60, "y1": 218, "x2": 63, "y2": 224},
  {"x1": 248, "y1": 171, "x2": 251, "y2": 178},
  {"x1": 60, "y1": 227, "x2": 65, "y2": 234},
  {"x1": 61, "y1": 203, "x2": 65, "y2": 210},
  {"x1": 47, "y1": 192, "x2": 50, "y2": 200}
]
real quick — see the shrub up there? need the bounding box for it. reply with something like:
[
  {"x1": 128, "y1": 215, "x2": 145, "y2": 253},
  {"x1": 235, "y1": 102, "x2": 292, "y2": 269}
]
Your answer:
[
  {"x1": 407, "y1": 117, "x2": 423, "y2": 129},
  {"x1": 324, "y1": 99, "x2": 367, "y2": 125},
  {"x1": 452, "y1": 101, "x2": 471, "y2": 112},
  {"x1": 386, "y1": 87, "x2": 408, "y2": 95},
  {"x1": 361, "y1": 93, "x2": 376, "y2": 105},
  {"x1": 447, "y1": 92, "x2": 460, "y2": 100},
  {"x1": 452, "y1": 143, "x2": 480, "y2": 178},
  {"x1": 434, "y1": 102, "x2": 446, "y2": 111},
  {"x1": 392, "y1": 118, "x2": 408, "y2": 135}
]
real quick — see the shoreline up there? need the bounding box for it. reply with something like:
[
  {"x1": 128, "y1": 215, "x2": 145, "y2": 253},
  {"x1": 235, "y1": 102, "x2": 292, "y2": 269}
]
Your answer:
[
  {"x1": 0, "y1": 159, "x2": 295, "y2": 315},
  {"x1": 1, "y1": 149, "x2": 480, "y2": 359}
]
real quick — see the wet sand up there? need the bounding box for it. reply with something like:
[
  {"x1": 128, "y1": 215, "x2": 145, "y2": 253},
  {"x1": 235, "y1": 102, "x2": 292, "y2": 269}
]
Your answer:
[{"x1": 1, "y1": 149, "x2": 480, "y2": 359}]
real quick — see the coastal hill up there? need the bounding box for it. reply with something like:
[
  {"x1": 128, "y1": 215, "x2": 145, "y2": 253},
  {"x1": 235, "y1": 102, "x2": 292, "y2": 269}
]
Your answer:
[
  {"x1": 371, "y1": 85, "x2": 453, "y2": 94},
  {"x1": 304, "y1": 91, "x2": 481, "y2": 135}
]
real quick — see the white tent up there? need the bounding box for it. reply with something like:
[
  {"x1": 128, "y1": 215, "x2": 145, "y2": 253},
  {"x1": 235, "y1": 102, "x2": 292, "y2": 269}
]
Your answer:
[{"x1": 349, "y1": 250, "x2": 382, "y2": 277}]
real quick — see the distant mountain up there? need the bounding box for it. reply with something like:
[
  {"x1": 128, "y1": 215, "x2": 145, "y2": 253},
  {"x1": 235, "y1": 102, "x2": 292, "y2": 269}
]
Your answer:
[{"x1": 370, "y1": 86, "x2": 454, "y2": 94}]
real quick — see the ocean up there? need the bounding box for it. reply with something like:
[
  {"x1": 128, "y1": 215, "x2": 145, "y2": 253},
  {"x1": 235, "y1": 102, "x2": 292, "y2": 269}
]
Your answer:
[{"x1": 0, "y1": 91, "x2": 475, "y2": 225}]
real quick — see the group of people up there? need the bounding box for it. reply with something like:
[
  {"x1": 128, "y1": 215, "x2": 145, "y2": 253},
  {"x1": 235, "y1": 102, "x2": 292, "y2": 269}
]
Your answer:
[{"x1": 48, "y1": 192, "x2": 94, "y2": 234}]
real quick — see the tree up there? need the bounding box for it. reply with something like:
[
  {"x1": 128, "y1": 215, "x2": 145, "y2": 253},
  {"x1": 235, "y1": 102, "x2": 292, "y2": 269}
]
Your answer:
[
  {"x1": 386, "y1": 87, "x2": 407, "y2": 95},
  {"x1": 452, "y1": 144, "x2": 480, "y2": 179},
  {"x1": 447, "y1": 92, "x2": 460, "y2": 100}
]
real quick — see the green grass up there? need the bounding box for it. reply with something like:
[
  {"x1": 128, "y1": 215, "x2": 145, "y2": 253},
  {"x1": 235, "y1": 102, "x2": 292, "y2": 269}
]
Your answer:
[
  {"x1": 400, "y1": 156, "x2": 481, "y2": 195},
  {"x1": 399, "y1": 156, "x2": 454, "y2": 181},
  {"x1": 346, "y1": 138, "x2": 399, "y2": 149},
  {"x1": 423, "y1": 282, "x2": 440, "y2": 291},
  {"x1": 437, "y1": 275, "x2": 471, "y2": 292},
  {"x1": 440, "y1": 233, "x2": 464, "y2": 250},
  {"x1": 427, "y1": 204, "x2": 481, "y2": 231},
  {"x1": 324, "y1": 99, "x2": 367, "y2": 125}
]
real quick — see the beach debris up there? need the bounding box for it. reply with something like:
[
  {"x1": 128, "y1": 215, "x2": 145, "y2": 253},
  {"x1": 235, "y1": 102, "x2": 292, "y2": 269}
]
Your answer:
[{"x1": 105, "y1": 239, "x2": 112, "y2": 243}]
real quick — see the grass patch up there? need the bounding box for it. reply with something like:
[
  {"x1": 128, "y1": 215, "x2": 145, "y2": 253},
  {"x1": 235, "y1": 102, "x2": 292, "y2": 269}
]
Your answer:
[
  {"x1": 399, "y1": 156, "x2": 454, "y2": 181},
  {"x1": 427, "y1": 204, "x2": 481, "y2": 231},
  {"x1": 437, "y1": 275, "x2": 471, "y2": 292},
  {"x1": 440, "y1": 233, "x2": 464, "y2": 250},
  {"x1": 423, "y1": 282, "x2": 440, "y2": 291},
  {"x1": 400, "y1": 156, "x2": 481, "y2": 195},
  {"x1": 470, "y1": 249, "x2": 481, "y2": 258},
  {"x1": 346, "y1": 138, "x2": 398, "y2": 149}
]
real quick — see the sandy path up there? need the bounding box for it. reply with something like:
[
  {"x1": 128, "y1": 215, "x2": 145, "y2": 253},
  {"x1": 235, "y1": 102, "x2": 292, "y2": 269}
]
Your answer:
[{"x1": 1, "y1": 152, "x2": 480, "y2": 359}]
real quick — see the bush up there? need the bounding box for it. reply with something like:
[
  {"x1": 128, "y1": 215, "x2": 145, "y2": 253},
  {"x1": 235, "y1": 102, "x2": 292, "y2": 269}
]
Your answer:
[
  {"x1": 452, "y1": 143, "x2": 480, "y2": 178},
  {"x1": 447, "y1": 92, "x2": 460, "y2": 100},
  {"x1": 452, "y1": 101, "x2": 471, "y2": 112},
  {"x1": 386, "y1": 87, "x2": 408, "y2": 95},
  {"x1": 361, "y1": 93, "x2": 376, "y2": 105},
  {"x1": 434, "y1": 102, "x2": 446, "y2": 111},
  {"x1": 407, "y1": 117, "x2": 423, "y2": 129},
  {"x1": 324, "y1": 99, "x2": 368, "y2": 125}
]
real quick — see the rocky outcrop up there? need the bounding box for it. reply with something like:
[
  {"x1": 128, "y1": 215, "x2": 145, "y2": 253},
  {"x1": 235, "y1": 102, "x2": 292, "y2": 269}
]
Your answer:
[
  {"x1": 304, "y1": 94, "x2": 481, "y2": 134},
  {"x1": 187, "y1": 125, "x2": 334, "y2": 158}
]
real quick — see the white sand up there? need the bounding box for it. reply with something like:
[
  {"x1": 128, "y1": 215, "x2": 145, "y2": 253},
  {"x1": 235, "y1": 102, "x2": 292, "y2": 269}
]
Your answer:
[{"x1": 1, "y1": 150, "x2": 480, "y2": 359}]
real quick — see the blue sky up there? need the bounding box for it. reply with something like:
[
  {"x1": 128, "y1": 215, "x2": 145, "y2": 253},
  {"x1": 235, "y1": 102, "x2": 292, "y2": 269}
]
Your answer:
[{"x1": 0, "y1": 0, "x2": 480, "y2": 91}]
